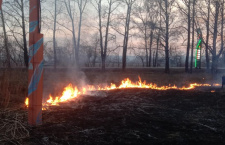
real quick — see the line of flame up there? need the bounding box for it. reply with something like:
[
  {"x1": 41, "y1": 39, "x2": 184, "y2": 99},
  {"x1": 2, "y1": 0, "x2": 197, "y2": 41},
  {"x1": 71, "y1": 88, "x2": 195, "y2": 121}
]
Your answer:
[{"x1": 24, "y1": 77, "x2": 221, "y2": 109}]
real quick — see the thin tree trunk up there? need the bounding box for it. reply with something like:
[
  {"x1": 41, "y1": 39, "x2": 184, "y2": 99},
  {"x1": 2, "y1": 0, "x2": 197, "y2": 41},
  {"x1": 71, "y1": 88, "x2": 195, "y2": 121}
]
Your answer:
[
  {"x1": 165, "y1": 0, "x2": 169, "y2": 73},
  {"x1": 144, "y1": 25, "x2": 148, "y2": 67},
  {"x1": 98, "y1": 0, "x2": 104, "y2": 70},
  {"x1": 148, "y1": 29, "x2": 153, "y2": 67},
  {"x1": 72, "y1": 21, "x2": 77, "y2": 65},
  {"x1": 185, "y1": 0, "x2": 191, "y2": 73},
  {"x1": 53, "y1": 0, "x2": 57, "y2": 69},
  {"x1": 102, "y1": 0, "x2": 112, "y2": 70},
  {"x1": 21, "y1": 0, "x2": 28, "y2": 68},
  {"x1": 205, "y1": 0, "x2": 210, "y2": 70},
  {"x1": 64, "y1": 0, "x2": 77, "y2": 66},
  {"x1": 153, "y1": 51, "x2": 155, "y2": 66},
  {"x1": 93, "y1": 38, "x2": 98, "y2": 67},
  {"x1": 217, "y1": 0, "x2": 224, "y2": 59},
  {"x1": 1, "y1": 8, "x2": 10, "y2": 68},
  {"x1": 77, "y1": 0, "x2": 87, "y2": 68},
  {"x1": 155, "y1": 36, "x2": 159, "y2": 67},
  {"x1": 122, "y1": 3, "x2": 132, "y2": 70},
  {"x1": 211, "y1": 1, "x2": 219, "y2": 73},
  {"x1": 190, "y1": 0, "x2": 195, "y2": 73},
  {"x1": 155, "y1": 1, "x2": 161, "y2": 68}
]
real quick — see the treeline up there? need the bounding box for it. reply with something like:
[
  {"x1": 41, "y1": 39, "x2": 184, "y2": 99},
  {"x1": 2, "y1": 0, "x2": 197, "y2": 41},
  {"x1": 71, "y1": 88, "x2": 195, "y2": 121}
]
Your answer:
[{"x1": 0, "y1": 0, "x2": 225, "y2": 73}]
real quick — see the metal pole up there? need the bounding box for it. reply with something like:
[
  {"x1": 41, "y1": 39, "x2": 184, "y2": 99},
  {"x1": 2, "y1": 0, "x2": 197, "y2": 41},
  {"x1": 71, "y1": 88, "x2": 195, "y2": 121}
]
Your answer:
[{"x1": 28, "y1": 0, "x2": 43, "y2": 126}]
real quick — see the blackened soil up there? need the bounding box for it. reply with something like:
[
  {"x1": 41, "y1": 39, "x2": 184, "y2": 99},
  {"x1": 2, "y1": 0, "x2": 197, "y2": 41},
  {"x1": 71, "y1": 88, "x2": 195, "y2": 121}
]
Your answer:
[{"x1": 27, "y1": 89, "x2": 225, "y2": 145}]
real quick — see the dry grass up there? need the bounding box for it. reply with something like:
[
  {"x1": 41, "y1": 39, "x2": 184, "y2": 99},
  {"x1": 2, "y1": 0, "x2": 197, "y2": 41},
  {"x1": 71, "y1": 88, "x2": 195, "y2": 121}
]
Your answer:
[
  {"x1": 0, "y1": 70, "x2": 10, "y2": 108},
  {"x1": 0, "y1": 69, "x2": 29, "y2": 144},
  {"x1": 0, "y1": 69, "x2": 27, "y2": 109},
  {"x1": 0, "y1": 68, "x2": 224, "y2": 144},
  {"x1": 0, "y1": 108, "x2": 29, "y2": 145}
]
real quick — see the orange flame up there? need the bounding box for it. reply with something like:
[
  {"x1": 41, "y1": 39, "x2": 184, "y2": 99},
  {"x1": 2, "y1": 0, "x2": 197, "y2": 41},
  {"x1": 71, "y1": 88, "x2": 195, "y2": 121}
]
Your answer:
[
  {"x1": 41, "y1": 77, "x2": 221, "y2": 107},
  {"x1": 25, "y1": 97, "x2": 29, "y2": 108},
  {"x1": 211, "y1": 90, "x2": 215, "y2": 93}
]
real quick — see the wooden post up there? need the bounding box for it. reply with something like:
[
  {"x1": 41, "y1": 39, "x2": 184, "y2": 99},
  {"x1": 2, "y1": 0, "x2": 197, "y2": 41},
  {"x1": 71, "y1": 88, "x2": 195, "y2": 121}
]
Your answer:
[{"x1": 28, "y1": 0, "x2": 43, "y2": 126}]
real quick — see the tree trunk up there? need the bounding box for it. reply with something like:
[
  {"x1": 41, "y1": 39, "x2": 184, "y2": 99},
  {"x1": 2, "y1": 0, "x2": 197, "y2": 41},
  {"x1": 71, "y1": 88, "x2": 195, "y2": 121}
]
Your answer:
[
  {"x1": 217, "y1": 0, "x2": 224, "y2": 60},
  {"x1": 102, "y1": 0, "x2": 112, "y2": 70},
  {"x1": 93, "y1": 38, "x2": 98, "y2": 67},
  {"x1": 21, "y1": 0, "x2": 28, "y2": 68},
  {"x1": 64, "y1": 0, "x2": 77, "y2": 66},
  {"x1": 144, "y1": 26, "x2": 148, "y2": 67},
  {"x1": 148, "y1": 29, "x2": 153, "y2": 67},
  {"x1": 190, "y1": 0, "x2": 195, "y2": 73},
  {"x1": 1, "y1": 8, "x2": 11, "y2": 68},
  {"x1": 98, "y1": 0, "x2": 104, "y2": 70},
  {"x1": 155, "y1": 1, "x2": 161, "y2": 68},
  {"x1": 77, "y1": 0, "x2": 86, "y2": 68},
  {"x1": 153, "y1": 51, "x2": 155, "y2": 66},
  {"x1": 185, "y1": 0, "x2": 191, "y2": 73},
  {"x1": 72, "y1": 21, "x2": 77, "y2": 66},
  {"x1": 211, "y1": 1, "x2": 219, "y2": 73},
  {"x1": 165, "y1": 0, "x2": 169, "y2": 73},
  {"x1": 122, "y1": 3, "x2": 132, "y2": 71},
  {"x1": 53, "y1": 0, "x2": 57, "y2": 69},
  {"x1": 155, "y1": 36, "x2": 159, "y2": 67},
  {"x1": 205, "y1": 0, "x2": 210, "y2": 70}
]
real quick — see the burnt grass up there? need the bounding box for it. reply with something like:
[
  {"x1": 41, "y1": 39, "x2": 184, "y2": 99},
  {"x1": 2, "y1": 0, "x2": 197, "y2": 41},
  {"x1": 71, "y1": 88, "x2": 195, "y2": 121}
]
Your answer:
[
  {"x1": 28, "y1": 89, "x2": 225, "y2": 145},
  {"x1": 1, "y1": 68, "x2": 225, "y2": 145}
]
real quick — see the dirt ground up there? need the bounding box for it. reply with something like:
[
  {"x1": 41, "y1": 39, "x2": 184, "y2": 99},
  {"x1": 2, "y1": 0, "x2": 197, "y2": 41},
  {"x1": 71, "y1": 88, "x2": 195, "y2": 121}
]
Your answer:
[{"x1": 0, "y1": 68, "x2": 225, "y2": 145}]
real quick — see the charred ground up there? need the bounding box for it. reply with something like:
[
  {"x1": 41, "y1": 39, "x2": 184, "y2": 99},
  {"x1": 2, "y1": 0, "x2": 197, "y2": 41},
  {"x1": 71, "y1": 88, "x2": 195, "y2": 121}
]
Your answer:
[
  {"x1": 28, "y1": 89, "x2": 225, "y2": 145},
  {"x1": 0, "y1": 68, "x2": 225, "y2": 145}
]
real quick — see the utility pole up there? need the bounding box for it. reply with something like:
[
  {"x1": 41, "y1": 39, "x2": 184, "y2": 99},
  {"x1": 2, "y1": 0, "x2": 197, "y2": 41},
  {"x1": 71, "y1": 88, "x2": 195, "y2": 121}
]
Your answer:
[{"x1": 28, "y1": 0, "x2": 44, "y2": 126}]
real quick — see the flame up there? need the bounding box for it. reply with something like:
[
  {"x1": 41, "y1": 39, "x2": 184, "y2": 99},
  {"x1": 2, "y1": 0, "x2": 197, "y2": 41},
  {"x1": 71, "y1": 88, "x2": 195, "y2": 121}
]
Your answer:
[
  {"x1": 211, "y1": 90, "x2": 215, "y2": 93},
  {"x1": 25, "y1": 97, "x2": 29, "y2": 107},
  {"x1": 41, "y1": 77, "x2": 221, "y2": 108}
]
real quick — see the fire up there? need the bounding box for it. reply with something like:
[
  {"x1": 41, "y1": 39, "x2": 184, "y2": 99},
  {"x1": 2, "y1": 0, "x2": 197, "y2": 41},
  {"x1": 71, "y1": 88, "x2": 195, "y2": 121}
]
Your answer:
[
  {"x1": 41, "y1": 77, "x2": 221, "y2": 107},
  {"x1": 211, "y1": 90, "x2": 215, "y2": 93},
  {"x1": 24, "y1": 77, "x2": 221, "y2": 109},
  {"x1": 25, "y1": 97, "x2": 29, "y2": 108}
]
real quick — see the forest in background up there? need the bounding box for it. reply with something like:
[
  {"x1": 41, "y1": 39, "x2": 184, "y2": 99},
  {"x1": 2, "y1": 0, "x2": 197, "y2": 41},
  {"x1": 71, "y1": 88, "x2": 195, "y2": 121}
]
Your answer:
[{"x1": 0, "y1": 0, "x2": 225, "y2": 73}]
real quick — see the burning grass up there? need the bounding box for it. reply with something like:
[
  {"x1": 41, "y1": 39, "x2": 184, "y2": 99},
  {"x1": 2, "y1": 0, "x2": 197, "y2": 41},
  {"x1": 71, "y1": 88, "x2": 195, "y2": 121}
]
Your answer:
[
  {"x1": 35, "y1": 76, "x2": 220, "y2": 109},
  {"x1": 1, "y1": 68, "x2": 225, "y2": 144}
]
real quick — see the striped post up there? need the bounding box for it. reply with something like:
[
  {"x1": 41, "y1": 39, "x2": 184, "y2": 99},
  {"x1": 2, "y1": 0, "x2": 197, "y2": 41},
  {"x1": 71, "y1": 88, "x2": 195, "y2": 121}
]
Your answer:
[
  {"x1": 28, "y1": 0, "x2": 43, "y2": 126},
  {"x1": 0, "y1": 0, "x2": 2, "y2": 10}
]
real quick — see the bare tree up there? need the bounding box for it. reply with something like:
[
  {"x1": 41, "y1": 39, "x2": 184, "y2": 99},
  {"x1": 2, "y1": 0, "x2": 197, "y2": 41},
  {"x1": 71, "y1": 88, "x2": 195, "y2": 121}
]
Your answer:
[
  {"x1": 3, "y1": 0, "x2": 30, "y2": 67},
  {"x1": 197, "y1": 0, "x2": 224, "y2": 72},
  {"x1": 92, "y1": 0, "x2": 119, "y2": 70},
  {"x1": 122, "y1": 0, "x2": 136, "y2": 70},
  {"x1": 0, "y1": 5, "x2": 10, "y2": 68},
  {"x1": 53, "y1": 0, "x2": 57, "y2": 69},
  {"x1": 64, "y1": 0, "x2": 77, "y2": 66},
  {"x1": 185, "y1": 0, "x2": 191, "y2": 73},
  {"x1": 76, "y1": 0, "x2": 88, "y2": 67},
  {"x1": 154, "y1": 0, "x2": 162, "y2": 67},
  {"x1": 211, "y1": 1, "x2": 220, "y2": 73},
  {"x1": 205, "y1": 0, "x2": 210, "y2": 69},
  {"x1": 190, "y1": 0, "x2": 196, "y2": 73},
  {"x1": 132, "y1": 0, "x2": 149, "y2": 67},
  {"x1": 160, "y1": 0, "x2": 175, "y2": 73},
  {"x1": 21, "y1": 0, "x2": 28, "y2": 68}
]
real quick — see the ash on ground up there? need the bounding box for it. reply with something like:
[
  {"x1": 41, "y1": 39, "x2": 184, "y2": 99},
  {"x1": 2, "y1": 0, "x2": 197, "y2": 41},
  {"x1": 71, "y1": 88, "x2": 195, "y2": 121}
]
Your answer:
[{"x1": 27, "y1": 89, "x2": 225, "y2": 145}]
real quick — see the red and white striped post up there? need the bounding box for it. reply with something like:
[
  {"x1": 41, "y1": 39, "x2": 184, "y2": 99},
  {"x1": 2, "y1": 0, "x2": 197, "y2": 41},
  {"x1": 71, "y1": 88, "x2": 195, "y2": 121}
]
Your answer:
[
  {"x1": 0, "y1": 0, "x2": 2, "y2": 10},
  {"x1": 28, "y1": 0, "x2": 43, "y2": 126}
]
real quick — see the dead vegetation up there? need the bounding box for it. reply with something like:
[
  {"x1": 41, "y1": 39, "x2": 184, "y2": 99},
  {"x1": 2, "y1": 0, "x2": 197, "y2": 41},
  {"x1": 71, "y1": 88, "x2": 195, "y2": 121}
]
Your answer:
[
  {"x1": 0, "y1": 108, "x2": 29, "y2": 145},
  {"x1": 28, "y1": 89, "x2": 225, "y2": 145},
  {"x1": 0, "y1": 70, "x2": 10, "y2": 108},
  {"x1": 0, "y1": 68, "x2": 225, "y2": 144}
]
